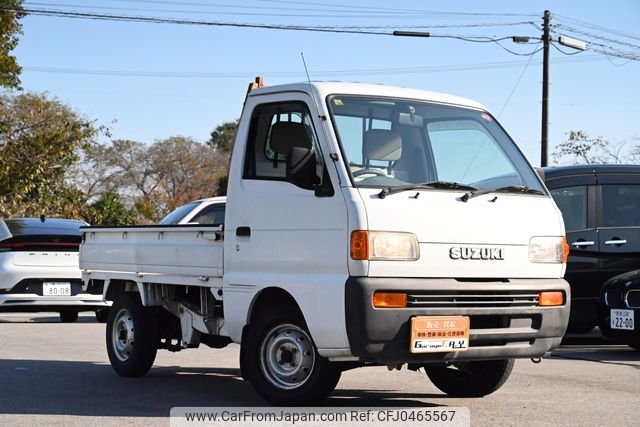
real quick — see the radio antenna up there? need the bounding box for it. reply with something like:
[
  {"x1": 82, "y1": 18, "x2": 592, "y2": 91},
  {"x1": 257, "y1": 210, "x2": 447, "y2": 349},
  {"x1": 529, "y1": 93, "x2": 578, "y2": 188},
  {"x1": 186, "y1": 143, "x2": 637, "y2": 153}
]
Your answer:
[
  {"x1": 300, "y1": 52, "x2": 342, "y2": 184},
  {"x1": 300, "y1": 52, "x2": 325, "y2": 122},
  {"x1": 301, "y1": 52, "x2": 313, "y2": 87}
]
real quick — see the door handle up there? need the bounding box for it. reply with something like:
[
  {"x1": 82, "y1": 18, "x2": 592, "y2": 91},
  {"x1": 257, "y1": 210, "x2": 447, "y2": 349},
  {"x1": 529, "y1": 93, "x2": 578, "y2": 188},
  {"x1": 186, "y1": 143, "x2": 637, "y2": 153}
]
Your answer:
[
  {"x1": 605, "y1": 239, "x2": 627, "y2": 246},
  {"x1": 571, "y1": 241, "x2": 594, "y2": 248},
  {"x1": 236, "y1": 226, "x2": 251, "y2": 237}
]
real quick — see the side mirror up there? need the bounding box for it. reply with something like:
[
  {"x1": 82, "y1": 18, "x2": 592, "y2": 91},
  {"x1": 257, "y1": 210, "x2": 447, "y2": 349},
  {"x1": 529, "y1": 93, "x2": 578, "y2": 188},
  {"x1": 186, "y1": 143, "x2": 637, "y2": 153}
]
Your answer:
[
  {"x1": 535, "y1": 167, "x2": 546, "y2": 181},
  {"x1": 286, "y1": 147, "x2": 318, "y2": 190}
]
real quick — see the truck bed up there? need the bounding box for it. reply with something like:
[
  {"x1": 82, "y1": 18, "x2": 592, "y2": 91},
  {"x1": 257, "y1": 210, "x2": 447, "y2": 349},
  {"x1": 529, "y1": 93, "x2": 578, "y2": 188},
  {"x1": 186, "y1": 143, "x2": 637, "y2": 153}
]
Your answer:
[{"x1": 80, "y1": 225, "x2": 223, "y2": 286}]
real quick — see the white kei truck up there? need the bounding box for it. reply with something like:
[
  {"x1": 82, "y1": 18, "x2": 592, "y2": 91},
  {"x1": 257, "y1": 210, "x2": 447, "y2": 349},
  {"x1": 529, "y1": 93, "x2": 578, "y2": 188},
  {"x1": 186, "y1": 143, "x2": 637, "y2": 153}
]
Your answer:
[{"x1": 80, "y1": 78, "x2": 571, "y2": 405}]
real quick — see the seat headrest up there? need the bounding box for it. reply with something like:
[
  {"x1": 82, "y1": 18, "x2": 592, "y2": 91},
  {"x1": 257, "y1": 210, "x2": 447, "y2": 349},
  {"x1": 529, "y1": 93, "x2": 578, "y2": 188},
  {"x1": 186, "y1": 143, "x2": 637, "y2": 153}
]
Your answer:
[
  {"x1": 270, "y1": 121, "x2": 312, "y2": 154},
  {"x1": 363, "y1": 129, "x2": 402, "y2": 161}
]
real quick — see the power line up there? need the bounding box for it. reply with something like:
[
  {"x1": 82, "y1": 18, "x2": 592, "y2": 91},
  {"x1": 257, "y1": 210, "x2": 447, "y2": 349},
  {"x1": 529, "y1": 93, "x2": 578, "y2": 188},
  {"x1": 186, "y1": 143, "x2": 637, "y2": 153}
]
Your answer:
[
  {"x1": 498, "y1": 41, "x2": 542, "y2": 117},
  {"x1": 7, "y1": 6, "x2": 544, "y2": 45},
  {"x1": 25, "y1": 2, "x2": 537, "y2": 27},
  {"x1": 554, "y1": 23, "x2": 640, "y2": 50},
  {"x1": 21, "y1": 55, "x2": 604, "y2": 79},
  {"x1": 554, "y1": 13, "x2": 640, "y2": 42}
]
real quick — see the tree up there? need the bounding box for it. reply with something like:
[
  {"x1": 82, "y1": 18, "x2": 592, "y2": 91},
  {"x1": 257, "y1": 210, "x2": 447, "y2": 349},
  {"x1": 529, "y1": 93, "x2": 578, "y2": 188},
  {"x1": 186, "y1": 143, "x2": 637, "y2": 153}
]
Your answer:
[
  {"x1": 0, "y1": 92, "x2": 100, "y2": 217},
  {"x1": 552, "y1": 131, "x2": 640, "y2": 165},
  {"x1": 0, "y1": 0, "x2": 25, "y2": 90},
  {"x1": 86, "y1": 191, "x2": 137, "y2": 226},
  {"x1": 71, "y1": 136, "x2": 229, "y2": 222},
  {"x1": 207, "y1": 119, "x2": 239, "y2": 152}
]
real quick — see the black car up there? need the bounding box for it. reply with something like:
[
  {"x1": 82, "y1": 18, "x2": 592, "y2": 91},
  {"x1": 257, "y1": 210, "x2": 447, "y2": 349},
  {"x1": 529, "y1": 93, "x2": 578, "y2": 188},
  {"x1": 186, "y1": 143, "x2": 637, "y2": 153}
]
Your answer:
[
  {"x1": 544, "y1": 164, "x2": 640, "y2": 331},
  {"x1": 600, "y1": 270, "x2": 640, "y2": 349}
]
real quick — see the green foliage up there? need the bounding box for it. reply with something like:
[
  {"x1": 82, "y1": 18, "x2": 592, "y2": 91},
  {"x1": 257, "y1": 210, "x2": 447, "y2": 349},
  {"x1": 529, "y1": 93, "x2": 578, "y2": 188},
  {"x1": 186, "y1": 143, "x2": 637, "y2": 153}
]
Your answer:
[
  {"x1": 207, "y1": 119, "x2": 239, "y2": 152},
  {"x1": 0, "y1": 92, "x2": 100, "y2": 217},
  {"x1": 0, "y1": 0, "x2": 25, "y2": 89},
  {"x1": 87, "y1": 191, "x2": 136, "y2": 226}
]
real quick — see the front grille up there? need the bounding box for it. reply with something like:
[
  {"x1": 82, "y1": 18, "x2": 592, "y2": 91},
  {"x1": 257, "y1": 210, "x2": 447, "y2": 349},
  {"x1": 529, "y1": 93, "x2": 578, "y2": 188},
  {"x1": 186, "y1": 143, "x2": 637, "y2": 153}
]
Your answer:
[
  {"x1": 605, "y1": 289, "x2": 625, "y2": 307},
  {"x1": 406, "y1": 290, "x2": 539, "y2": 308},
  {"x1": 627, "y1": 290, "x2": 640, "y2": 308}
]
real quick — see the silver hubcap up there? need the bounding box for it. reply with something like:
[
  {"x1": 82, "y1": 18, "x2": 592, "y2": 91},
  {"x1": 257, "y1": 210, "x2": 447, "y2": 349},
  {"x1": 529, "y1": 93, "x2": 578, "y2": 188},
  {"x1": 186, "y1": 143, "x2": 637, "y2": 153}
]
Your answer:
[
  {"x1": 112, "y1": 308, "x2": 134, "y2": 362},
  {"x1": 259, "y1": 323, "x2": 315, "y2": 390}
]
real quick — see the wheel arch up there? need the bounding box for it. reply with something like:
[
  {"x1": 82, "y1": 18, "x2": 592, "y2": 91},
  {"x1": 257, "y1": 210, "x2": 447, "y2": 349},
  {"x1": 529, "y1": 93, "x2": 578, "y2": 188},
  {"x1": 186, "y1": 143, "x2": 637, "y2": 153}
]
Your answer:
[{"x1": 104, "y1": 279, "x2": 144, "y2": 303}]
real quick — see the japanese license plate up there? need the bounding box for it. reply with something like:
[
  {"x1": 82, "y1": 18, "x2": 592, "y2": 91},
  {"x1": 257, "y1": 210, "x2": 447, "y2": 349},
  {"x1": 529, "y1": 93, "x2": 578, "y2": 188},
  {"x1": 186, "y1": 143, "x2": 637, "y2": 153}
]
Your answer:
[
  {"x1": 42, "y1": 282, "x2": 72, "y2": 296},
  {"x1": 410, "y1": 316, "x2": 470, "y2": 353},
  {"x1": 611, "y1": 309, "x2": 634, "y2": 330}
]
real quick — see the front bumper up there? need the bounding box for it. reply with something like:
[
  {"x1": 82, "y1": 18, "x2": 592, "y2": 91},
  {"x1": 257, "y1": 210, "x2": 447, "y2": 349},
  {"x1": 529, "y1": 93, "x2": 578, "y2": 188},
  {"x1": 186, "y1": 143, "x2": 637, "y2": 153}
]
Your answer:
[{"x1": 345, "y1": 277, "x2": 570, "y2": 364}]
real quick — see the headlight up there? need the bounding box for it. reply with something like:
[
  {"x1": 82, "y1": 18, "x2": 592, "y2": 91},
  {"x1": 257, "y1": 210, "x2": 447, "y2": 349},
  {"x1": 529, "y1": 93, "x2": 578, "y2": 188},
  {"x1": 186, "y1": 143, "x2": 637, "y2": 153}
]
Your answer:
[
  {"x1": 351, "y1": 230, "x2": 419, "y2": 261},
  {"x1": 529, "y1": 236, "x2": 569, "y2": 263}
]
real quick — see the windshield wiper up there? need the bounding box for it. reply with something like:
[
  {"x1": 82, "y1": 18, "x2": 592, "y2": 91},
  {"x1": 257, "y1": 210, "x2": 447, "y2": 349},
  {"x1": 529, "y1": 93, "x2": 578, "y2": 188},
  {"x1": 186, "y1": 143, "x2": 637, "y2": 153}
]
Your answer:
[
  {"x1": 378, "y1": 181, "x2": 477, "y2": 199},
  {"x1": 461, "y1": 185, "x2": 545, "y2": 202}
]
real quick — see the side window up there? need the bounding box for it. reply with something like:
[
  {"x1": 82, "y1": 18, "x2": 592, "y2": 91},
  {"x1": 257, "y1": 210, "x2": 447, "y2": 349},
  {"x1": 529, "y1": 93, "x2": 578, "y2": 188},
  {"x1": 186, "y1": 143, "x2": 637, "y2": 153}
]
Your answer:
[
  {"x1": 601, "y1": 184, "x2": 640, "y2": 227},
  {"x1": 550, "y1": 186, "x2": 588, "y2": 232},
  {"x1": 243, "y1": 101, "x2": 323, "y2": 182},
  {"x1": 190, "y1": 204, "x2": 225, "y2": 226}
]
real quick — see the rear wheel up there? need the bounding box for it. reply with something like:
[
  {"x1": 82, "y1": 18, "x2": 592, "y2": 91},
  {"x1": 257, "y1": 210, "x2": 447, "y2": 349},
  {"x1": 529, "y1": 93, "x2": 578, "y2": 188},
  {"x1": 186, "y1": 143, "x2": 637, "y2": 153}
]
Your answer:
[
  {"x1": 59, "y1": 311, "x2": 78, "y2": 323},
  {"x1": 244, "y1": 306, "x2": 341, "y2": 405},
  {"x1": 106, "y1": 292, "x2": 159, "y2": 377},
  {"x1": 424, "y1": 359, "x2": 514, "y2": 397}
]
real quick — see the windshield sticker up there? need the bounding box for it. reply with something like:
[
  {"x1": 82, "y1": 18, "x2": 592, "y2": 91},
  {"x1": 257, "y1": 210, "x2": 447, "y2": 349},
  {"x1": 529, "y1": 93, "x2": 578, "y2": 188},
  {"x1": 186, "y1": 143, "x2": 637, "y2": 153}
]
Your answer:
[
  {"x1": 481, "y1": 113, "x2": 493, "y2": 122},
  {"x1": 333, "y1": 99, "x2": 344, "y2": 106}
]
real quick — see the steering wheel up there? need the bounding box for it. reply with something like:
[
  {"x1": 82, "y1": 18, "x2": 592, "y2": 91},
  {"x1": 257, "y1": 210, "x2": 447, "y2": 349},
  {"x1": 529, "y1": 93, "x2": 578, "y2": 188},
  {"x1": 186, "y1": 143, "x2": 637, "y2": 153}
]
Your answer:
[{"x1": 353, "y1": 168, "x2": 387, "y2": 177}]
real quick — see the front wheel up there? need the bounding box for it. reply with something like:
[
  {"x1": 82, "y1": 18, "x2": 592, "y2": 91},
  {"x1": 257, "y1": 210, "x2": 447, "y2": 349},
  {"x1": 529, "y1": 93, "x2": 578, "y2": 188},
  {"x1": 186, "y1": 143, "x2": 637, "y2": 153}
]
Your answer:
[
  {"x1": 424, "y1": 359, "x2": 514, "y2": 397},
  {"x1": 243, "y1": 307, "x2": 341, "y2": 405},
  {"x1": 106, "y1": 292, "x2": 159, "y2": 377}
]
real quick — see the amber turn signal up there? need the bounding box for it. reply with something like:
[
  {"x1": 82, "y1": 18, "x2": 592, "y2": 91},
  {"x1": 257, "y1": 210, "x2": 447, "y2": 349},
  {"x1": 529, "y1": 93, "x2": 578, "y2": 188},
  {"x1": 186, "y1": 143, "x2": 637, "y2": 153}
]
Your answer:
[
  {"x1": 562, "y1": 237, "x2": 570, "y2": 263},
  {"x1": 350, "y1": 230, "x2": 369, "y2": 260},
  {"x1": 373, "y1": 292, "x2": 407, "y2": 308},
  {"x1": 539, "y1": 291, "x2": 564, "y2": 306}
]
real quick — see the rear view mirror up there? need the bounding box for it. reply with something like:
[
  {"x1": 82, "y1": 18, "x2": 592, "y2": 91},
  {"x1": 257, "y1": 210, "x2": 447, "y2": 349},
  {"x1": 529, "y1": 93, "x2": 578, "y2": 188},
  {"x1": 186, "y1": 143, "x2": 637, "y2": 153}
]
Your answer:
[{"x1": 286, "y1": 147, "x2": 318, "y2": 190}]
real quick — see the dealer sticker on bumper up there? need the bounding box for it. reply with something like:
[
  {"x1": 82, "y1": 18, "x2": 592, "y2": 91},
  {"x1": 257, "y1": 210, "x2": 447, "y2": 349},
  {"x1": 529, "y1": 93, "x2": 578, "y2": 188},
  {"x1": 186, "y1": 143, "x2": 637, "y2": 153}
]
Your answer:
[{"x1": 410, "y1": 316, "x2": 470, "y2": 353}]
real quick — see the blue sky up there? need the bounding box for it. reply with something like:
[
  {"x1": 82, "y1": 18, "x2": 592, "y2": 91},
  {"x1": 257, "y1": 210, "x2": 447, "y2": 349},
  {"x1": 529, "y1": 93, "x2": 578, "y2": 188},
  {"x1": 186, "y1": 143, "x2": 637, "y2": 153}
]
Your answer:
[{"x1": 9, "y1": 0, "x2": 640, "y2": 166}]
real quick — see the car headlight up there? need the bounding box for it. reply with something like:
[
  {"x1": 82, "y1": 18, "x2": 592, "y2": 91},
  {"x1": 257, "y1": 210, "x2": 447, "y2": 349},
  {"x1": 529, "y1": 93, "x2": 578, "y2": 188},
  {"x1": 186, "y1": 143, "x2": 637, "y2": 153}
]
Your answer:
[
  {"x1": 351, "y1": 230, "x2": 419, "y2": 261},
  {"x1": 529, "y1": 236, "x2": 569, "y2": 263}
]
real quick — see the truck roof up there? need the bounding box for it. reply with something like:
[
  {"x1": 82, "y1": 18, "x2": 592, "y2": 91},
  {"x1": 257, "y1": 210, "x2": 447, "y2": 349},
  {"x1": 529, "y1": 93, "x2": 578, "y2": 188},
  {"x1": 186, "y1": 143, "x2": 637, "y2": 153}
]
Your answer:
[{"x1": 248, "y1": 81, "x2": 487, "y2": 111}]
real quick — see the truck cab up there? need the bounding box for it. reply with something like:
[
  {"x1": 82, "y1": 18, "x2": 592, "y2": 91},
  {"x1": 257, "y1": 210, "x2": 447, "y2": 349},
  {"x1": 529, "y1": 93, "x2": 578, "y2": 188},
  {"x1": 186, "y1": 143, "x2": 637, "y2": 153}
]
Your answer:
[{"x1": 81, "y1": 80, "x2": 570, "y2": 405}]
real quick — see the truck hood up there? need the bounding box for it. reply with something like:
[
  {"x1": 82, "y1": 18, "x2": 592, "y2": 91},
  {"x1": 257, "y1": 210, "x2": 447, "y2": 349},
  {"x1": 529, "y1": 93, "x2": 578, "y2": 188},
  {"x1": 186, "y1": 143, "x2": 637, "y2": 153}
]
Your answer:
[{"x1": 358, "y1": 188, "x2": 565, "y2": 279}]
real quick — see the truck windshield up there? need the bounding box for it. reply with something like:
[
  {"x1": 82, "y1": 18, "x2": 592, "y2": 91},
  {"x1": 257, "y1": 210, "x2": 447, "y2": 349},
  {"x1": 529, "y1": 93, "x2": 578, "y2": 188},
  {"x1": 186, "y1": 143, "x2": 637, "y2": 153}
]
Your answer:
[{"x1": 328, "y1": 95, "x2": 545, "y2": 193}]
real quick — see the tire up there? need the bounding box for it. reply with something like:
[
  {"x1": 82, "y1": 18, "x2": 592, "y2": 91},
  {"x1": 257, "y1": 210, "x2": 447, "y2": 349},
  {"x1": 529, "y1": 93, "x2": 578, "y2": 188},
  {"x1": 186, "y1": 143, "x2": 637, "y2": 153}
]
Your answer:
[
  {"x1": 424, "y1": 359, "x2": 515, "y2": 397},
  {"x1": 106, "y1": 292, "x2": 159, "y2": 377},
  {"x1": 243, "y1": 305, "x2": 341, "y2": 405},
  {"x1": 95, "y1": 309, "x2": 109, "y2": 323},
  {"x1": 59, "y1": 311, "x2": 79, "y2": 323}
]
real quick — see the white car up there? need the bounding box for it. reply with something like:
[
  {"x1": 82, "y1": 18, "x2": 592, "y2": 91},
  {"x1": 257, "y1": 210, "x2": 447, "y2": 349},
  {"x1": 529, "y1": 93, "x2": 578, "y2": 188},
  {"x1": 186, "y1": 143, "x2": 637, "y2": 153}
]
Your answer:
[
  {"x1": 0, "y1": 218, "x2": 110, "y2": 322},
  {"x1": 159, "y1": 197, "x2": 226, "y2": 225}
]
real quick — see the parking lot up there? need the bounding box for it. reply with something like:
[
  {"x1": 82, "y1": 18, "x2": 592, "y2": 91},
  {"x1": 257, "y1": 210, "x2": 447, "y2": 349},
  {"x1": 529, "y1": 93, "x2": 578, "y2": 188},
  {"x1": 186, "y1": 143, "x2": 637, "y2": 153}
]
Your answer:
[{"x1": 0, "y1": 313, "x2": 637, "y2": 427}]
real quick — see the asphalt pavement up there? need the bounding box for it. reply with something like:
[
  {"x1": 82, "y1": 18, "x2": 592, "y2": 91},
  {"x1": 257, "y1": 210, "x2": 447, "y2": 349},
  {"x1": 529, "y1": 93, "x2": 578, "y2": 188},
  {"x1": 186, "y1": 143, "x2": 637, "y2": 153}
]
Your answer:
[{"x1": 0, "y1": 313, "x2": 638, "y2": 426}]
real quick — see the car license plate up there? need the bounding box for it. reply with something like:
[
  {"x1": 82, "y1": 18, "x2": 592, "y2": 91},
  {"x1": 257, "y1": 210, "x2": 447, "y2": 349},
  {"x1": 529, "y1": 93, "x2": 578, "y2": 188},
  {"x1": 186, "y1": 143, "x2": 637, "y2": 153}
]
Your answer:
[
  {"x1": 42, "y1": 282, "x2": 72, "y2": 296},
  {"x1": 410, "y1": 316, "x2": 470, "y2": 353},
  {"x1": 611, "y1": 309, "x2": 634, "y2": 330}
]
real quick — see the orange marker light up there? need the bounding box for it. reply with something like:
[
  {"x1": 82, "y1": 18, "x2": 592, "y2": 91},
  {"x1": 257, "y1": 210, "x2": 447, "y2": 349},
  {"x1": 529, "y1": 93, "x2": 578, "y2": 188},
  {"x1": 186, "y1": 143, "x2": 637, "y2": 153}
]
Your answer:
[
  {"x1": 350, "y1": 230, "x2": 369, "y2": 260},
  {"x1": 373, "y1": 292, "x2": 407, "y2": 308},
  {"x1": 562, "y1": 236, "x2": 570, "y2": 263},
  {"x1": 539, "y1": 291, "x2": 564, "y2": 306}
]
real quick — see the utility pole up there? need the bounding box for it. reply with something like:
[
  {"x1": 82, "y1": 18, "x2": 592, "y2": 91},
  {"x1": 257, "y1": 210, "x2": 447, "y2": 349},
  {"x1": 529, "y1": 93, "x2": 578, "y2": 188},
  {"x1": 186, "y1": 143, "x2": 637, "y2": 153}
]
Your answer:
[{"x1": 541, "y1": 10, "x2": 551, "y2": 167}]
